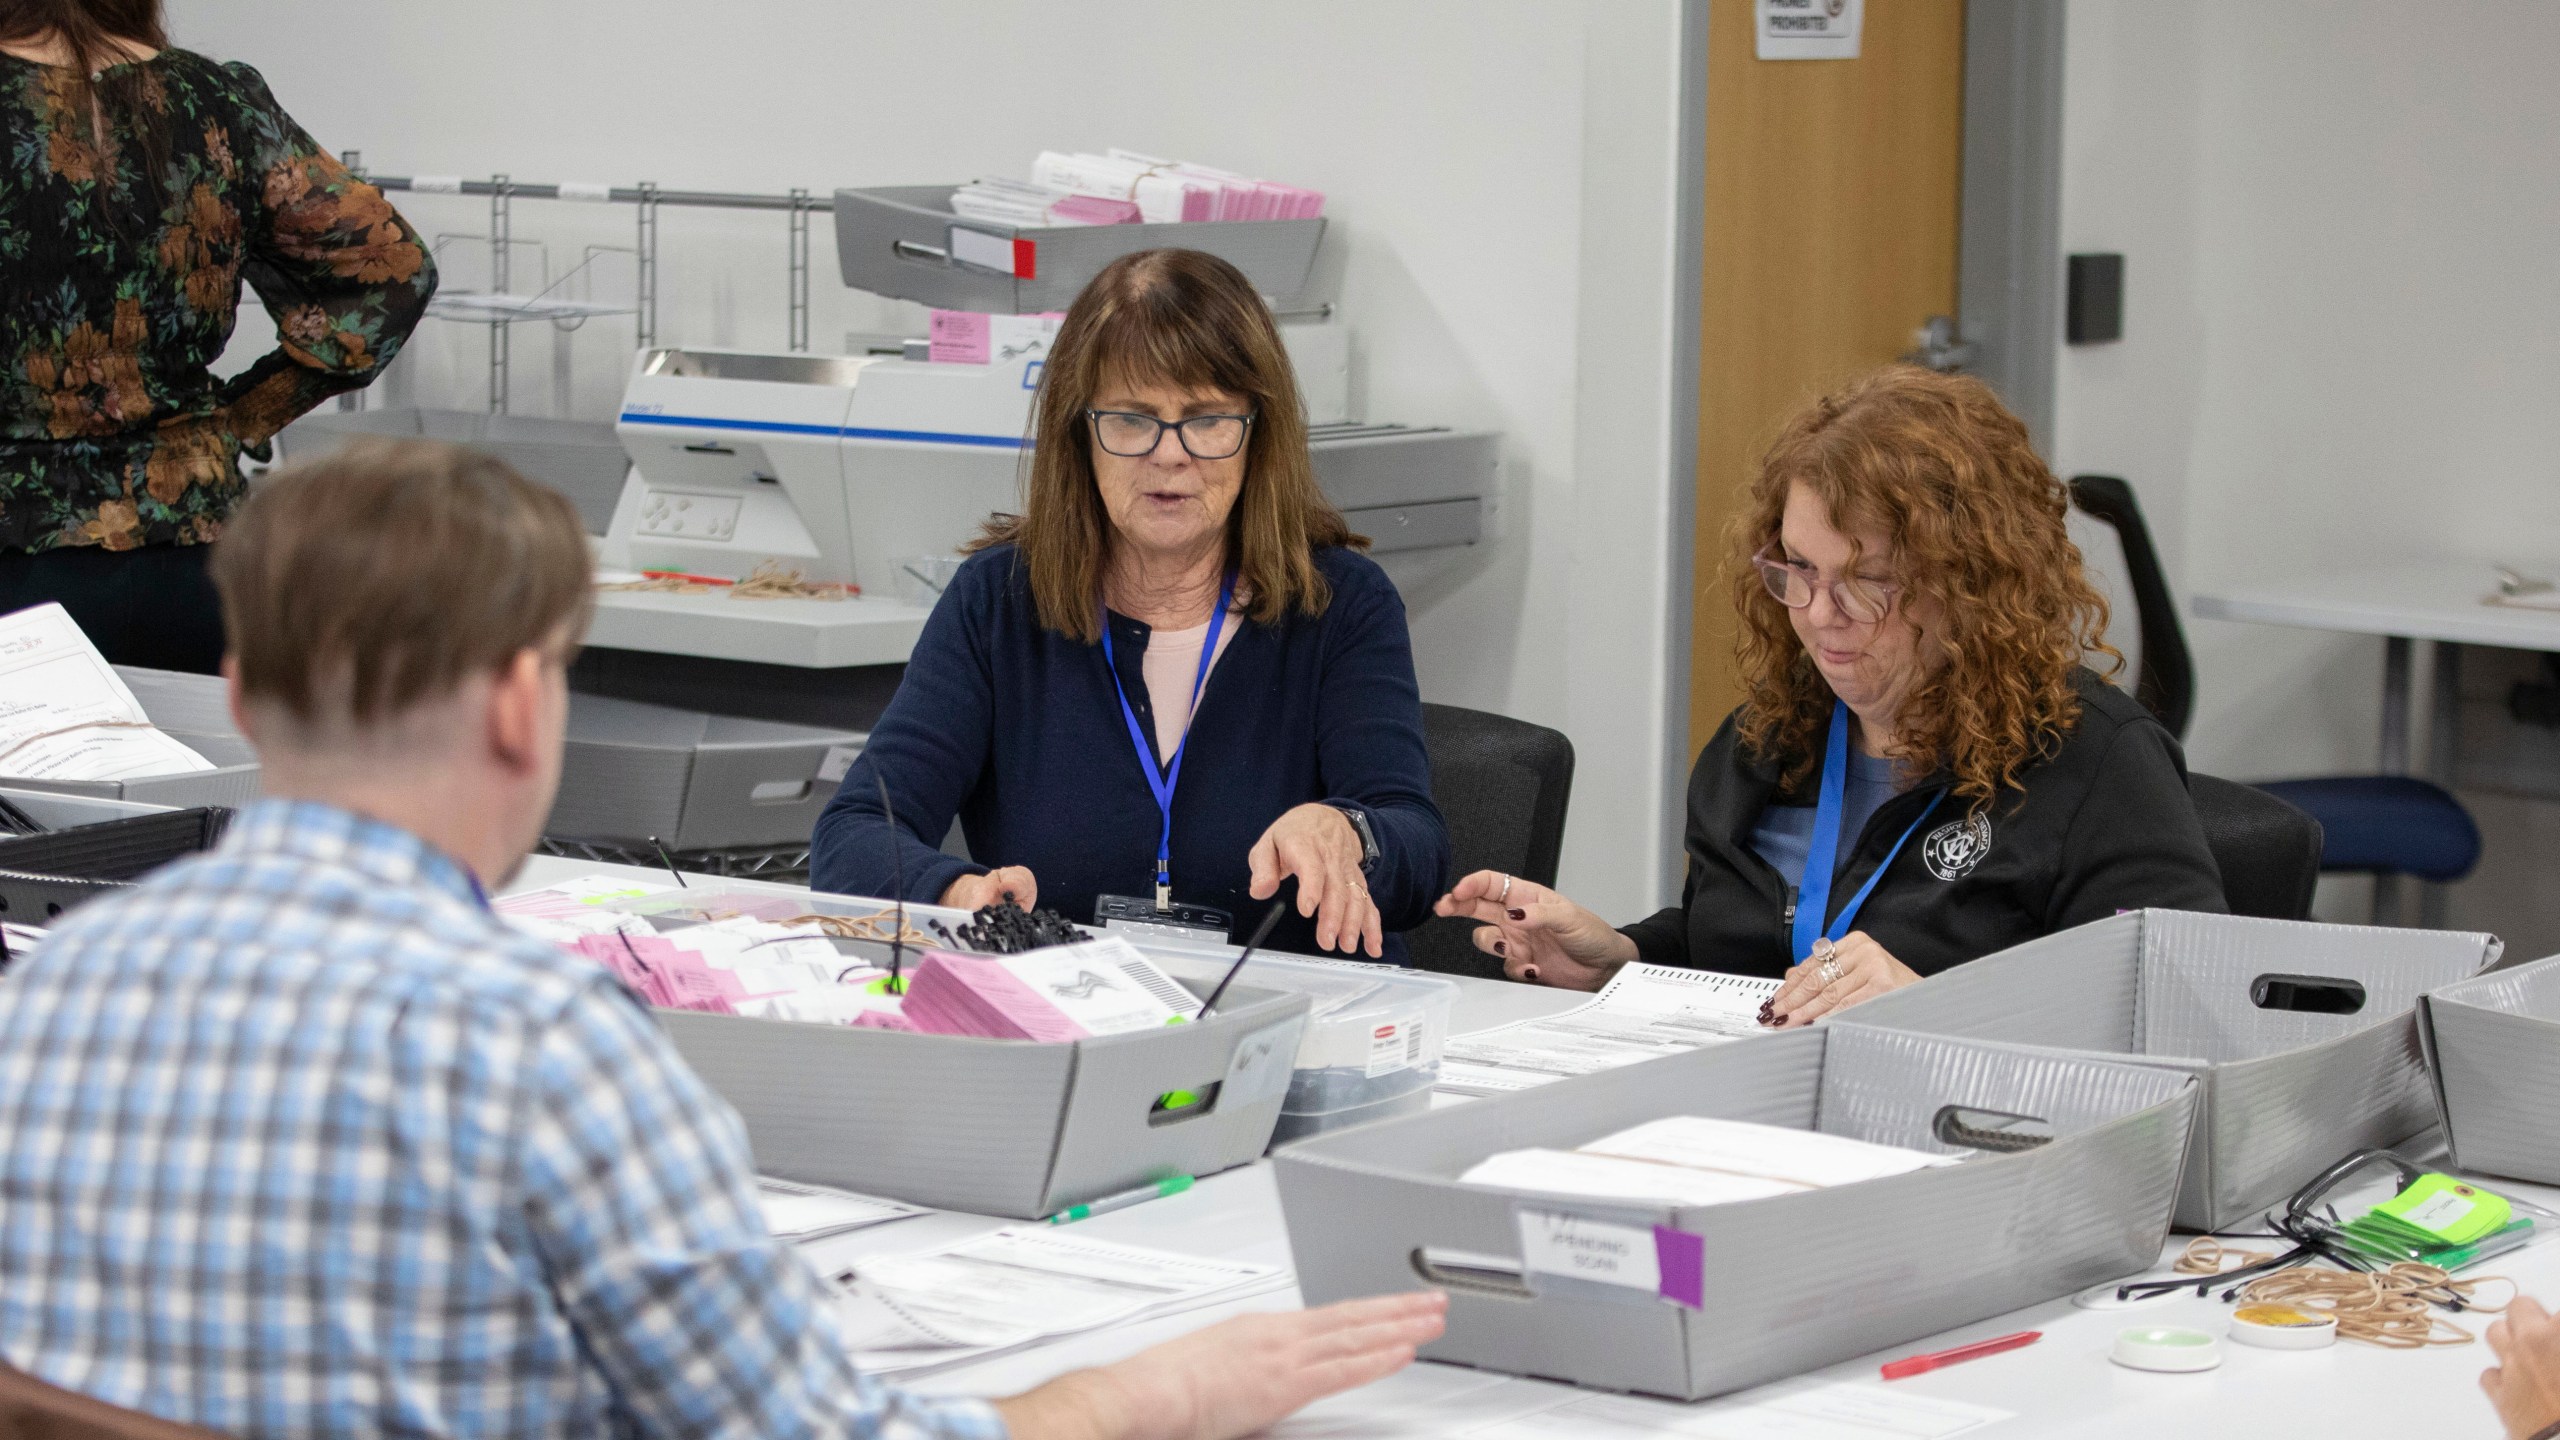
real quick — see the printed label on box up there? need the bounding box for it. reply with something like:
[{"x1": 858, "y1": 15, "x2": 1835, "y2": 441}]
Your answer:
[
  {"x1": 1365, "y1": 1013, "x2": 1425, "y2": 1078},
  {"x1": 816, "y1": 746, "x2": 861, "y2": 784},
  {"x1": 1516, "y1": 1210, "x2": 1659, "y2": 1293}
]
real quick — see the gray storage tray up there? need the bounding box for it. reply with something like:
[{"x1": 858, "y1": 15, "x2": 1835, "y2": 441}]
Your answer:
[
  {"x1": 279, "y1": 407, "x2": 628, "y2": 534},
  {"x1": 548, "y1": 693, "x2": 864, "y2": 852},
  {"x1": 1845, "y1": 908, "x2": 2500, "y2": 1230},
  {"x1": 834, "y1": 185, "x2": 1325, "y2": 313},
  {"x1": 2419, "y1": 953, "x2": 2560, "y2": 1184},
  {"x1": 661, "y1": 980, "x2": 1311, "y2": 1218},
  {"x1": 2, "y1": 667, "x2": 260, "y2": 810},
  {"x1": 1275, "y1": 1023, "x2": 2197, "y2": 1400}
]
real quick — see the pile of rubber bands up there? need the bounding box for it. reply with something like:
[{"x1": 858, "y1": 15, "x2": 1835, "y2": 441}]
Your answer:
[
  {"x1": 2173, "y1": 1237, "x2": 2515, "y2": 1347},
  {"x1": 600, "y1": 560, "x2": 855, "y2": 600},
  {"x1": 782, "y1": 911, "x2": 931, "y2": 946}
]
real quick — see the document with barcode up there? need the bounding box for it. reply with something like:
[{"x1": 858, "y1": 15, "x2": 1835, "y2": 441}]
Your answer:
[{"x1": 1435, "y1": 964, "x2": 1779, "y2": 1097}]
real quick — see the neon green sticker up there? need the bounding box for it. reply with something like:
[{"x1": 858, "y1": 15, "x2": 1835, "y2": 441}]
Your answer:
[{"x1": 2373, "y1": 1173, "x2": 2511, "y2": 1246}]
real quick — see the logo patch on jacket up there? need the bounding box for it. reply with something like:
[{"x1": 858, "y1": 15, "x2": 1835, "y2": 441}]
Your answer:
[{"x1": 1923, "y1": 812, "x2": 1993, "y2": 881}]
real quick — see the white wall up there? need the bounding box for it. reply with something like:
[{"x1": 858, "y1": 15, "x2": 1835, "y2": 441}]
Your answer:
[
  {"x1": 2056, "y1": 1, "x2": 2560, "y2": 942},
  {"x1": 2058, "y1": 0, "x2": 2560, "y2": 780},
  {"x1": 166, "y1": 1, "x2": 1694, "y2": 919}
]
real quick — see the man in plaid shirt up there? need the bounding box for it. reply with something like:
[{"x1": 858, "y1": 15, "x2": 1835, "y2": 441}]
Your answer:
[{"x1": 0, "y1": 438, "x2": 1442, "y2": 1439}]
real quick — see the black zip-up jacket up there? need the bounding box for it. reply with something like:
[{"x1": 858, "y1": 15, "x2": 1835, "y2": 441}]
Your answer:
[{"x1": 1623, "y1": 670, "x2": 2226, "y2": 980}]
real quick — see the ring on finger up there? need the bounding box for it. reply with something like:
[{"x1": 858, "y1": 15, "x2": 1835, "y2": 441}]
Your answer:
[
  {"x1": 1813, "y1": 938, "x2": 1841, "y2": 987},
  {"x1": 1498, "y1": 873, "x2": 1513, "y2": 906}
]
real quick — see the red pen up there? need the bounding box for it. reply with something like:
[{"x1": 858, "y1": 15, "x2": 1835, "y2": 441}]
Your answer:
[
  {"x1": 640, "y1": 569, "x2": 736, "y2": 586},
  {"x1": 1879, "y1": 1330, "x2": 2041, "y2": 1380}
]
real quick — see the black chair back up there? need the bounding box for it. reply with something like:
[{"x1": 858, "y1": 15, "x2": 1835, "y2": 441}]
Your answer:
[
  {"x1": 2070, "y1": 474, "x2": 2197, "y2": 741},
  {"x1": 2190, "y1": 772, "x2": 2323, "y2": 920},
  {"x1": 1404, "y1": 703, "x2": 1575, "y2": 978}
]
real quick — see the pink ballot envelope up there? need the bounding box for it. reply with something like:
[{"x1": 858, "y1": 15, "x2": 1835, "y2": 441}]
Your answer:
[{"x1": 901, "y1": 938, "x2": 1193, "y2": 1041}]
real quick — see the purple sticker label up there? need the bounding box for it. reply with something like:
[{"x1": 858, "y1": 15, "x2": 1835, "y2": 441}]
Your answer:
[{"x1": 1654, "y1": 1225, "x2": 1704, "y2": 1309}]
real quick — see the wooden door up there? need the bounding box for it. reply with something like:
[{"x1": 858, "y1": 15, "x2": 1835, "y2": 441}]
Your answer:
[{"x1": 1688, "y1": 0, "x2": 1969, "y2": 752}]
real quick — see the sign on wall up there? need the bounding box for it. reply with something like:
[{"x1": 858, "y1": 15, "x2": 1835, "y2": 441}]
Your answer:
[{"x1": 1756, "y1": 0, "x2": 1864, "y2": 60}]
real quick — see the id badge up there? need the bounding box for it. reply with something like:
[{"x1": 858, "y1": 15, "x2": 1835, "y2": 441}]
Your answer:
[{"x1": 1095, "y1": 893, "x2": 1235, "y2": 944}]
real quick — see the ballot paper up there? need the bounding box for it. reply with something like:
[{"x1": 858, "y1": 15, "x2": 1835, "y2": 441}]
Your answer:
[
  {"x1": 494, "y1": 874, "x2": 675, "y2": 944},
  {"x1": 1580, "y1": 1116, "x2": 1958, "y2": 1188},
  {"x1": 835, "y1": 1226, "x2": 1287, "y2": 1375},
  {"x1": 1462, "y1": 1116, "x2": 1955, "y2": 1208},
  {"x1": 1459, "y1": 1150, "x2": 1807, "y2": 1208},
  {"x1": 1436, "y1": 965, "x2": 1781, "y2": 1096},
  {"x1": 900, "y1": 936, "x2": 1197, "y2": 1040},
  {"x1": 754, "y1": 1177, "x2": 921, "y2": 1244},
  {"x1": 0, "y1": 604, "x2": 214, "y2": 783}
]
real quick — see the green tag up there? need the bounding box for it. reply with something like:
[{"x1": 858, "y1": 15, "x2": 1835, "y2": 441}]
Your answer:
[{"x1": 2370, "y1": 1173, "x2": 2511, "y2": 1246}]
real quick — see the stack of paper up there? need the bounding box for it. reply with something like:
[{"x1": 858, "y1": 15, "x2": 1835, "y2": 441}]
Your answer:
[
  {"x1": 984, "y1": 149, "x2": 1324, "y2": 225},
  {"x1": 1436, "y1": 965, "x2": 1781, "y2": 1096},
  {"x1": 948, "y1": 177, "x2": 1143, "y2": 228},
  {"x1": 0, "y1": 603, "x2": 216, "y2": 784},
  {"x1": 493, "y1": 873, "x2": 675, "y2": 945},
  {"x1": 1461, "y1": 1115, "x2": 1957, "y2": 1207},
  {"x1": 567, "y1": 926, "x2": 886, "y2": 1020},
  {"x1": 755, "y1": 1177, "x2": 922, "y2": 1244},
  {"x1": 900, "y1": 935, "x2": 1195, "y2": 1040},
  {"x1": 834, "y1": 1226, "x2": 1287, "y2": 1376}
]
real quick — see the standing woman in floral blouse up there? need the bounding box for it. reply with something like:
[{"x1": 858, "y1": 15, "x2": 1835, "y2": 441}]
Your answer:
[{"x1": 0, "y1": 0, "x2": 433, "y2": 672}]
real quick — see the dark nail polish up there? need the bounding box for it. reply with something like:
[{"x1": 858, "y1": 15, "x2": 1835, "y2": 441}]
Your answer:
[
  {"x1": 1523, "y1": 966, "x2": 1540, "y2": 982},
  {"x1": 1757, "y1": 1000, "x2": 1777, "y2": 1026},
  {"x1": 1506, "y1": 908, "x2": 1526, "y2": 921},
  {"x1": 1492, "y1": 940, "x2": 1508, "y2": 956}
]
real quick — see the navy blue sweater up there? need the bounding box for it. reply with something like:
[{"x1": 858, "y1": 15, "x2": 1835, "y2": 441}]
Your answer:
[{"x1": 810, "y1": 543, "x2": 1450, "y2": 961}]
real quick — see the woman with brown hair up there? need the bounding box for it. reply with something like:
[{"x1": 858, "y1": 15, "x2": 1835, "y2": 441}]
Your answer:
[
  {"x1": 0, "y1": 0, "x2": 433, "y2": 672},
  {"x1": 812, "y1": 249, "x2": 1448, "y2": 960},
  {"x1": 1438, "y1": 365, "x2": 2223, "y2": 1017}
]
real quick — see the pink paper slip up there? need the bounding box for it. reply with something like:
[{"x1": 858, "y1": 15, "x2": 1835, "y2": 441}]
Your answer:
[{"x1": 902, "y1": 951, "x2": 1089, "y2": 1041}]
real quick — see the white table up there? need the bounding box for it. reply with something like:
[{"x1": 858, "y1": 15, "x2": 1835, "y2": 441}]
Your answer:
[
  {"x1": 2193, "y1": 560, "x2": 2560, "y2": 924},
  {"x1": 507, "y1": 858, "x2": 2546, "y2": 1438},
  {"x1": 586, "y1": 588, "x2": 930, "y2": 668}
]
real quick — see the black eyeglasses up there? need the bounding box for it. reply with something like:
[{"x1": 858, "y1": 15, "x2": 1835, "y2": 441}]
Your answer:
[{"x1": 1086, "y1": 409, "x2": 1255, "y2": 460}]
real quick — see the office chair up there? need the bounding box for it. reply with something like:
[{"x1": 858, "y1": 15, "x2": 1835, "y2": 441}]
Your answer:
[
  {"x1": 2070, "y1": 475, "x2": 2481, "y2": 922},
  {"x1": 2188, "y1": 773, "x2": 2323, "y2": 920},
  {"x1": 1405, "y1": 704, "x2": 1576, "y2": 978}
]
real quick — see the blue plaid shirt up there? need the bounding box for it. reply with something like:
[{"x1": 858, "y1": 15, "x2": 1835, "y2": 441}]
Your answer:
[{"x1": 0, "y1": 800, "x2": 1007, "y2": 1440}]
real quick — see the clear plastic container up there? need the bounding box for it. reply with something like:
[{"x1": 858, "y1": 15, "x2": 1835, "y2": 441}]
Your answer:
[{"x1": 1146, "y1": 950, "x2": 1457, "y2": 1144}]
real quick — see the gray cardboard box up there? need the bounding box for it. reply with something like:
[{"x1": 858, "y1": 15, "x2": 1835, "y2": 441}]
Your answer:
[
  {"x1": 2, "y1": 667, "x2": 261, "y2": 810},
  {"x1": 1845, "y1": 909, "x2": 2500, "y2": 1230},
  {"x1": 2418, "y1": 953, "x2": 2560, "y2": 1185},
  {"x1": 11, "y1": 672, "x2": 859, "y2": 853},
  {"x1": 660, "y1": 981, "x2": 1311, "y2": 1218},
  {"x1": 1274, "y1": 1023, "x2": 2197, "y2": 1401},
  {"x1": 279, "y1": 407, "x2": 629, "y2": 534},
  {"x1": 0, "y1": 787, "x2": 174, "y2": 830},
  {"x1": 545, "y1": 694, "x2": 866, "y2": 852},
  {"x1": 833, "y1": 186, "x2": 1325, "y2": 314}
]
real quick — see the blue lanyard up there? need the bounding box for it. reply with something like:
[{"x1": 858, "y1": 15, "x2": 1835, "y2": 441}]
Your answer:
[
  {"x1": 1791, "y1": 699, "x2": 1946, "y2": 963},
  {"x1": 1099, "y1": 571, "x2": 1238, "y2": 909}
]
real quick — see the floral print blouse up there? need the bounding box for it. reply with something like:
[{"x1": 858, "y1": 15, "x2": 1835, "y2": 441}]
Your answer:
[{"x1": 0, "y1": 50, "x2": 435, "y2": 553}]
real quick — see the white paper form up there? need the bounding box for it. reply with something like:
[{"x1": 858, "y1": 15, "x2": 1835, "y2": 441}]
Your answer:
[
  {"x1": 1464, "y1": 1379, "x2": 2010, "y2": 1439},
  {"x1": 0, "y1": 604, "x2": 212, "y2": 782},
  {"x1": 1436, "y1": 966, "x2": 1780, "y2": 1097},
  {"x1": 755, "y1": 1177, "x2": 922, "y2": 1244},
  {"x1": 838, "y1": 1226, "x2": 1287, "y2": 1375}
]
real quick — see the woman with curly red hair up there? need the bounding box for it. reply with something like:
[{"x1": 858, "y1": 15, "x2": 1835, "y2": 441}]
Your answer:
[{"x1": 1437, "y1": 365, "x2": 2224, "y2": 1020}]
